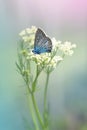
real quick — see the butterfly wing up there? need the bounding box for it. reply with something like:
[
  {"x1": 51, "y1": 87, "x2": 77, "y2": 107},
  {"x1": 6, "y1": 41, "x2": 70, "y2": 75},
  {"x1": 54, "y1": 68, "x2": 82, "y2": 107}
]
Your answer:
[
  {"x1": 34, "y1": 28, "x2": 46, "y2": 48},
  {"x1": 33, "y1": 28, "x2": 52, "y2": 54}
]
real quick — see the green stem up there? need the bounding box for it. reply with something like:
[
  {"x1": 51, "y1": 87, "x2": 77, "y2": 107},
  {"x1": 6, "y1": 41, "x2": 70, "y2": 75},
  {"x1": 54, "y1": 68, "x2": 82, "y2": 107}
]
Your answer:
[
  {"x1": 43, "y1": 72, "x2": 50, "y2": 129},
  {"x1": 23, "y1": 77, "x2": 31, "y2": 93},
  {"x1": 32, "y1": 65, "x2": 41, "y2": 92},
  {"x1": 32, "y1": 74, "x2": 39, "y2": 92},
  {"x1": 31, "y1": 92, "x2": 44, "y2": 129},
  {"x1": 26, "y1": 90, "x2": 40, "y2": 130},
  {"x1": 31, "y1": 65, "x2": 45, "y2": 129}
]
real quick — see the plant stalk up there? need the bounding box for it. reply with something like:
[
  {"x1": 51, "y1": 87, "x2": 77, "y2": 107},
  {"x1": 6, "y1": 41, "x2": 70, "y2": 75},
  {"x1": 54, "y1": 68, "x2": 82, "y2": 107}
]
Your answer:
[
  {"x1": 31, "y1": 92, "x2": 44, "y2": 129},
  {"x1": 43, "y1": 72, "x2": 50, "y2": 129},
  {"x1": 26, "y1": 90, "x2": 40, "y2": 130}
]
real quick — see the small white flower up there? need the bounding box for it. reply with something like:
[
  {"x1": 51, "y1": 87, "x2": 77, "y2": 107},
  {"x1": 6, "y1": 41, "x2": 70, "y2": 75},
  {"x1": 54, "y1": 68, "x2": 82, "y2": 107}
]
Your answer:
[
  {"x1": 31, "y1": 26, "x2": 37, "y2": 32},
  {"x1": 26, "y1": 26, "x2": 37, "y2": 34},
  {"x1": 72, "y1": 44, "x2": 77, "y2": 48},
  {"x1": 22, "y1": 36, "x2": 29, "y2": 42},
  {"x1": 53, "y1": 56, "x2": 63, "y2": 62},
  {"x1": 19, "y1": 30, "x2": 26, "y2": 36}
]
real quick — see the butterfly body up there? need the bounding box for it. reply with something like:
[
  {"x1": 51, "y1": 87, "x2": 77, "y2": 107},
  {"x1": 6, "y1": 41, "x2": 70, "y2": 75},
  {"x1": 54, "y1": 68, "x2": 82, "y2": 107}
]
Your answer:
[{"x1": 32, "y1": 28, "x2": 52, "y2": 54}]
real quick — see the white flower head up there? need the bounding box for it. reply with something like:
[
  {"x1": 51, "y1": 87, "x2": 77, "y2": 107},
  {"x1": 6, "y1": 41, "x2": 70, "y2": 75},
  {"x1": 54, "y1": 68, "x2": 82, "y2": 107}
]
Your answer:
[
  {"x1": 19, "y1": 26, "x2": 37, "y2": 45},
  {"x1": 59, "y1": 41, "x2": 76, "y2": 56},
  {"x1": 27, "y1": 51, "x2": 63, "y2": 72},
  {"x1": 27, "y1": 52, "x2": 51, "y2": 66}
]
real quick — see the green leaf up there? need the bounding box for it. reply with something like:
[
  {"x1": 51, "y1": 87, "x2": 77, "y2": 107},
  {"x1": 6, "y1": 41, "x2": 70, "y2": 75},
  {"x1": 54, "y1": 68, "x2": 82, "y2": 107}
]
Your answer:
[{"x1": 15, "y1": 62, "x2": 22, "y2": 73}]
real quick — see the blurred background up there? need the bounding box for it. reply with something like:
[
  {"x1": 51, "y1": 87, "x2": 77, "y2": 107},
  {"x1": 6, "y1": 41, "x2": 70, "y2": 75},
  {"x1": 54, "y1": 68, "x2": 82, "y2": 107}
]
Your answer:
[{"x1": 0, "y1": 0, "x2": 87, "y2": 130}]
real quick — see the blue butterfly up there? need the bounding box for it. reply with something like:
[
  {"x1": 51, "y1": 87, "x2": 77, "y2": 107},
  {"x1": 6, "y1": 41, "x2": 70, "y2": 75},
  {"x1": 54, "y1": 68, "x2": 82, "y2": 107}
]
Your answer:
[{"x1": 32, "y1": 28, "x2": 52, "y2": 54}]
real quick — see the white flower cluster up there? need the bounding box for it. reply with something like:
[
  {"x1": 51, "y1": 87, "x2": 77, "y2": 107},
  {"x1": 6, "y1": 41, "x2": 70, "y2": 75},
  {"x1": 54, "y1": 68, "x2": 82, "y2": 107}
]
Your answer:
[
  {"x1": 45, "y1": 56, "x2": 63, "y2": 72},
  {"x1": 59, "y1": 41, "x2": 76, "y2": 56},
  {"x1": 19, "y1": 26, "x2": 76, "y2": 72},
  {"x1": 19, "y1": 26, "x2": 37, "y2": 46},
  {"x1": 27, "y1": 52, "x2": 63, "y2": 72}
]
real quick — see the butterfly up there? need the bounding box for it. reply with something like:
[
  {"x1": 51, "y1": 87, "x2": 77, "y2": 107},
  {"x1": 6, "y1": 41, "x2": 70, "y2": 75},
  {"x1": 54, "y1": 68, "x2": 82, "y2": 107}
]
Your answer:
[{"x1": 32, "y1": 28, "x2": 52, "y2": 54}]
